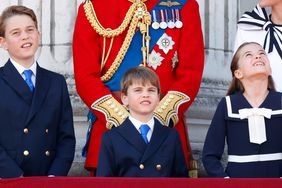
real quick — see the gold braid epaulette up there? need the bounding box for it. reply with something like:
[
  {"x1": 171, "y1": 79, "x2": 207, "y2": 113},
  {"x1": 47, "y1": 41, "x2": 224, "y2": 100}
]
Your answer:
[{"x1": 83, "y1": 0, "x2": 151, "y2": 82}]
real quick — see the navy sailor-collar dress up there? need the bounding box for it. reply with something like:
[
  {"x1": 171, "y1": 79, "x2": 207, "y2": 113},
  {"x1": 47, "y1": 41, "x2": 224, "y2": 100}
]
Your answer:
[{"x1": 202, "y1": 91, "x2": 282, "y2": 178}]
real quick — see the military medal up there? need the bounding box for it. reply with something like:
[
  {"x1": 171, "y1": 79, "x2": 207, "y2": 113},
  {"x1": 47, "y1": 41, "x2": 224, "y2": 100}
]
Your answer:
[
  {"x1": 175, "y1": 9, "x2": 183, "y2": 28},
  {"x1": 159, "y1": 0, "x2": 180, "y2": 7},
  {"x1": 148, "y1": 50, "x2": 164, "y2": 70},
  {"x1": 171, "y1": 51, "x2": 179, "y2": 69},
  {"x1": 157, "y1": 33, "x2": 175, "y2": 54},
  {"x1": 151, "y1": 10, "x2": 160, "y2": 30},
  {"x1": 159, "y1": 9, "x2": 167, "y2": 29},
  {"x1": 167, "y1": 9, "x2": 175, "y2": 29},
  {"x1": 128, "y1": 0, "x2": 148, "y2": 2}
]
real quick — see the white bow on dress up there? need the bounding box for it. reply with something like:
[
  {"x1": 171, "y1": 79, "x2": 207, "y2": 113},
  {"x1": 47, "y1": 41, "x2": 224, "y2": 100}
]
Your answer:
[{"x1": 238, "y1": 108, "x2": 272, "y2": 144}]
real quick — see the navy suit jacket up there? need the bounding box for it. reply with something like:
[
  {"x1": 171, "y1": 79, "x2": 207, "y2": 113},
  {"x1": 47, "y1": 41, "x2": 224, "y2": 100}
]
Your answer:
[
  {"x1": 97, "y1": 118, "x2": 188, "y2": 177},
  {"x1": 0, "y1": 60, "x2": 75, "y2": 178}
]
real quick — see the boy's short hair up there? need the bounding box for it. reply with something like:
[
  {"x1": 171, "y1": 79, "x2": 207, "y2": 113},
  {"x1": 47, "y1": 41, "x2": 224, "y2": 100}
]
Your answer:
[
  {"x1": 121, "y1": 66, "x2": 160, "y2": 95},
  {"x1": 0, "y1": 5, "x2": 38, "y2": 37}
]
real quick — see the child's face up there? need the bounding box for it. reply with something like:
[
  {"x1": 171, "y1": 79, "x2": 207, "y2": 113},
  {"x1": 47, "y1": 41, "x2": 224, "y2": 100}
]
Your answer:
[
  {"x1": 121, "y1": 81, "x2": 160, "y2": 120},
  {"x1": 234, "y1": 43, "x2": 271, "y2": 80},
  {"x1": 0, "y1": 15, "x2": 40, "y2": 66}
]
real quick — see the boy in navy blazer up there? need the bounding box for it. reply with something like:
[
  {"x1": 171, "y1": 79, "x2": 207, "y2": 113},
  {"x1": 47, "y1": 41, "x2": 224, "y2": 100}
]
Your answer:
[
  {"x1": 0, "y1": 5, "x2": 75, "y2": 178},
  {"x1": 96, "y1": 67, "x2": 188, "y2": 177}
]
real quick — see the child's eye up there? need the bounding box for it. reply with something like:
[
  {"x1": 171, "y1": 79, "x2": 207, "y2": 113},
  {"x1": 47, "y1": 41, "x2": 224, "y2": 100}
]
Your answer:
[
  {"x1": 12, "y1": 31, "x2": 20, "y2": 36},
  {"x1": 245, "y1": 53, "x2": 252, "y2": 57},
  {"x1": 25, "y1": 26, "x2": 36, "y2": 33}
]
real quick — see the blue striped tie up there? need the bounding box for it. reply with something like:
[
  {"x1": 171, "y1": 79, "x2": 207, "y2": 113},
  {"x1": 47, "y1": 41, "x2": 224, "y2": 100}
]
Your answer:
[
  {"x1": 140, "y1": 124, "x2": 150, "y2": 144},
  {"x1": 23, "y1": 70, "x2": 34, "y2": 92}
]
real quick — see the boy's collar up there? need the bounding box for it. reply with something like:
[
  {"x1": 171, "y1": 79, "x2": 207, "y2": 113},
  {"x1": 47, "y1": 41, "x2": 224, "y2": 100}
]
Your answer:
[
  {"x1": 129, "y1": 115, "x2": 154, "y2": 131},
  {"x1": 10, "y1": 58, "x2": 37, "y2": 76}
]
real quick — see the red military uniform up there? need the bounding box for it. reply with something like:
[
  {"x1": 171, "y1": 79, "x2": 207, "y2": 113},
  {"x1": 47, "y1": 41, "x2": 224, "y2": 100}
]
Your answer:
[{"x1": 73, "y1": 0, "x2": 204, "y2": 176}]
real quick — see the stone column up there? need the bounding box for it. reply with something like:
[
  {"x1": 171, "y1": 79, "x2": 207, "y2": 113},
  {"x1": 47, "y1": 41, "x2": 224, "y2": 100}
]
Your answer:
[{"x1": 188, "y1": 0, "x2": 238, "y2": 176}]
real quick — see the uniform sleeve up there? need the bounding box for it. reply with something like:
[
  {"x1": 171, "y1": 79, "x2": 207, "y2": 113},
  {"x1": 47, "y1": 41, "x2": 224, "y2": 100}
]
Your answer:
[
  {"x1": 172, "y1": 0, "x2": 204, "y2": 118},
  {"x1": 202, "y1": 98, "x2": 228, "y2": 178},
  {"x1": 48, "y1": 76, "x2": 75, "y2": 176},
  {"x1": 0, "y1": 147, "x2": 23, "y2": 178},
  {"x1": 72, "y1": 3, "x2": 112, "y2": 123},
  {"x1": 96, "y1": 132, "x2": 116, "y2": 177}
]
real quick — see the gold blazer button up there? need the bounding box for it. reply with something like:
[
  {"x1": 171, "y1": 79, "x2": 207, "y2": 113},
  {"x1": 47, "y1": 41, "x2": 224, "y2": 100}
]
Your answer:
[
  {"x1": 23, "y1": 150, "x2": 29, "y2": 156},
  {"x1": 156, "y1": 164, "x2": 162, "y2": 171},
  {"x1": 23, "y1": 128, "x2": 29, "y2": 134},
  {"x1": 139, "y1": 164, "x2": 145, "y2": 170}
]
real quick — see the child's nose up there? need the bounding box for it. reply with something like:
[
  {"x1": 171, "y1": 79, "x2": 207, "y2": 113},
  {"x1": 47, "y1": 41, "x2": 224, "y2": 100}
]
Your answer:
[
  {"x1": 255, "y1": 54, "x2": 262, "y2": 59},
  {"x1": 21, "y1": 32, "x2": 30, "y2": 40},
  {"x1": 142, "y1": 91, "x2": 149, "y2": 97}
]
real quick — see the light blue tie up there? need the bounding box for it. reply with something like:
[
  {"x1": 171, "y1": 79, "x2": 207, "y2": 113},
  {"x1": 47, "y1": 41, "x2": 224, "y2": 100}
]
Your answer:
[
  {"x1": 140, "y1": 124, "x2": 150, "y2": 144},
  {"x1": 23, "y1": 70, "x2": 34, "y2": 92}
]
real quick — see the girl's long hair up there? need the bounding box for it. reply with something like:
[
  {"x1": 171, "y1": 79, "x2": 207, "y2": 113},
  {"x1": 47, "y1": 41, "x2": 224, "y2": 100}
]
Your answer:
[{"x1": 226, "y1": 42, "x2": 275, "y2": 95}]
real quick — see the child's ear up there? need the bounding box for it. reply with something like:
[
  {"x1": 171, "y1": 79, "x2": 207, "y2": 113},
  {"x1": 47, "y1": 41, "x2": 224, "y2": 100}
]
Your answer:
[
  {"x1": 0, "y1": 37, "x2": 7, "y2": 50},
  {"x1": 121, "y1": 93, "x2": 128, "y2": 106},
  {"x1": 234, "y1": 69, "x2": 243, "y2": 79}
]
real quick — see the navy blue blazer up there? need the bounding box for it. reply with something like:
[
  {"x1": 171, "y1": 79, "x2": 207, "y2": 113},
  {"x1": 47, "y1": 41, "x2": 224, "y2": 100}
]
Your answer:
[
  {"x1": 0, "y1": 60, "x2": 75, "y2": 178},
  {"x1": 96, "y1": 118, "x2": 188, "y2": 177},
  {"x1": 202, "y1": 91, "x2": 282, "y2": 178}
]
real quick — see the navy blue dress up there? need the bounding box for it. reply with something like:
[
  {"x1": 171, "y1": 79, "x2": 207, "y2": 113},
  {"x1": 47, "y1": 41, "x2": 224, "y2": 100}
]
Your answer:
[{"x1": 202, "y1": 91, "x2": 282, "y2": 178}]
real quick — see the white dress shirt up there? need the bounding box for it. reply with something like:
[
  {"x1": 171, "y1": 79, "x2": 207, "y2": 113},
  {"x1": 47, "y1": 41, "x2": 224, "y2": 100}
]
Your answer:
[
  {"x1": 10, "y1": 58, "x2": 37, "y2": 87},
  {"x1": 128, "y1": 115, "x2": 155, "y2": 142}
]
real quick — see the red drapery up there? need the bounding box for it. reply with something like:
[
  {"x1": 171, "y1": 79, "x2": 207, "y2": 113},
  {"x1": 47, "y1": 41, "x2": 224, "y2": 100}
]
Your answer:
[{"x1": 1, "y1": 177, "x2": 282, "y2": 188}]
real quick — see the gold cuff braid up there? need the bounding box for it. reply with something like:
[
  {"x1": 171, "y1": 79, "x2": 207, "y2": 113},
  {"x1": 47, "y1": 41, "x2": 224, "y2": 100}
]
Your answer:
[
  {"x1": 91, "y1": 95, "x2": 129, "y2": 129},
  {"x1": 154, "y1": 91, "x2": 190, "y2": 126}
]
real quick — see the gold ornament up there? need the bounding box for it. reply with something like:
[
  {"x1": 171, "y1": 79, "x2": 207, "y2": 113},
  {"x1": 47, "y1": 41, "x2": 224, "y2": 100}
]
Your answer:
[
  {"x1": 83, "y1": 0, "x2": 151, "y2": 82},
  {"x1": 154, "y1": 91, "x2": 190, "y2": 126}
]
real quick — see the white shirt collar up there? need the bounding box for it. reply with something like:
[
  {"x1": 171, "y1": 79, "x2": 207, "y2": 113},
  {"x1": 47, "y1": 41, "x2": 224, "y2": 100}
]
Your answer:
[
  {"x1": 10, "y1": 58, "x2": 37, "y2": 76},
  {"x1": 128, "y1": 115, "x2": 155, "y2": 132}
]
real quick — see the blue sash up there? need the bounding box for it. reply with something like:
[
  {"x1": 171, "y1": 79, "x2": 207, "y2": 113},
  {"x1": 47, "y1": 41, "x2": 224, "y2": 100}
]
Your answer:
[
  {"x1": 83, "y1": 0, "x2": 188, "y2": 157},
  {"x1": 105, "y1": 0, "x2": 188, "y2": 91}
]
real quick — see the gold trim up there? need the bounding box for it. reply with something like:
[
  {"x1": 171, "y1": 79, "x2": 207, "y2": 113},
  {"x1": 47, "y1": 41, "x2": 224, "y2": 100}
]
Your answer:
[
  {"x1": 189, "y1": 160, "x2": 198, "y2": 178},
  {"x1": 91, "y1": 95, "x2": 129, "y2": 129},
  {"x1": 83, "y1": 0, "x2": 151, "y2": 82},
  {"x1": 84, "y1": 0, "x2": 137, "y2": 37},
  {"x1": 100, "y1": 16, "x2": 139, "y2": 82},
  {"x1": 159, "y1": 1, "x2": 180, "y2": 7},
  {"x1": 101, "y1": 37, "x2": 114, "y2": 71},
  {"x1": 154, "y1": 91, "x2": 190, "y2": 126},
  {"x1": 128, "y1": 0, "x2": 148, "y2": 2}
]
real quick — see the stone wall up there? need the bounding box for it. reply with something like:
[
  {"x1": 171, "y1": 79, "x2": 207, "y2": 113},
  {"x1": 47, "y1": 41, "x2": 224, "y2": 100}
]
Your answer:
[{"x1": 0, "y1": 0, "x2": 259, "y2": 177}]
